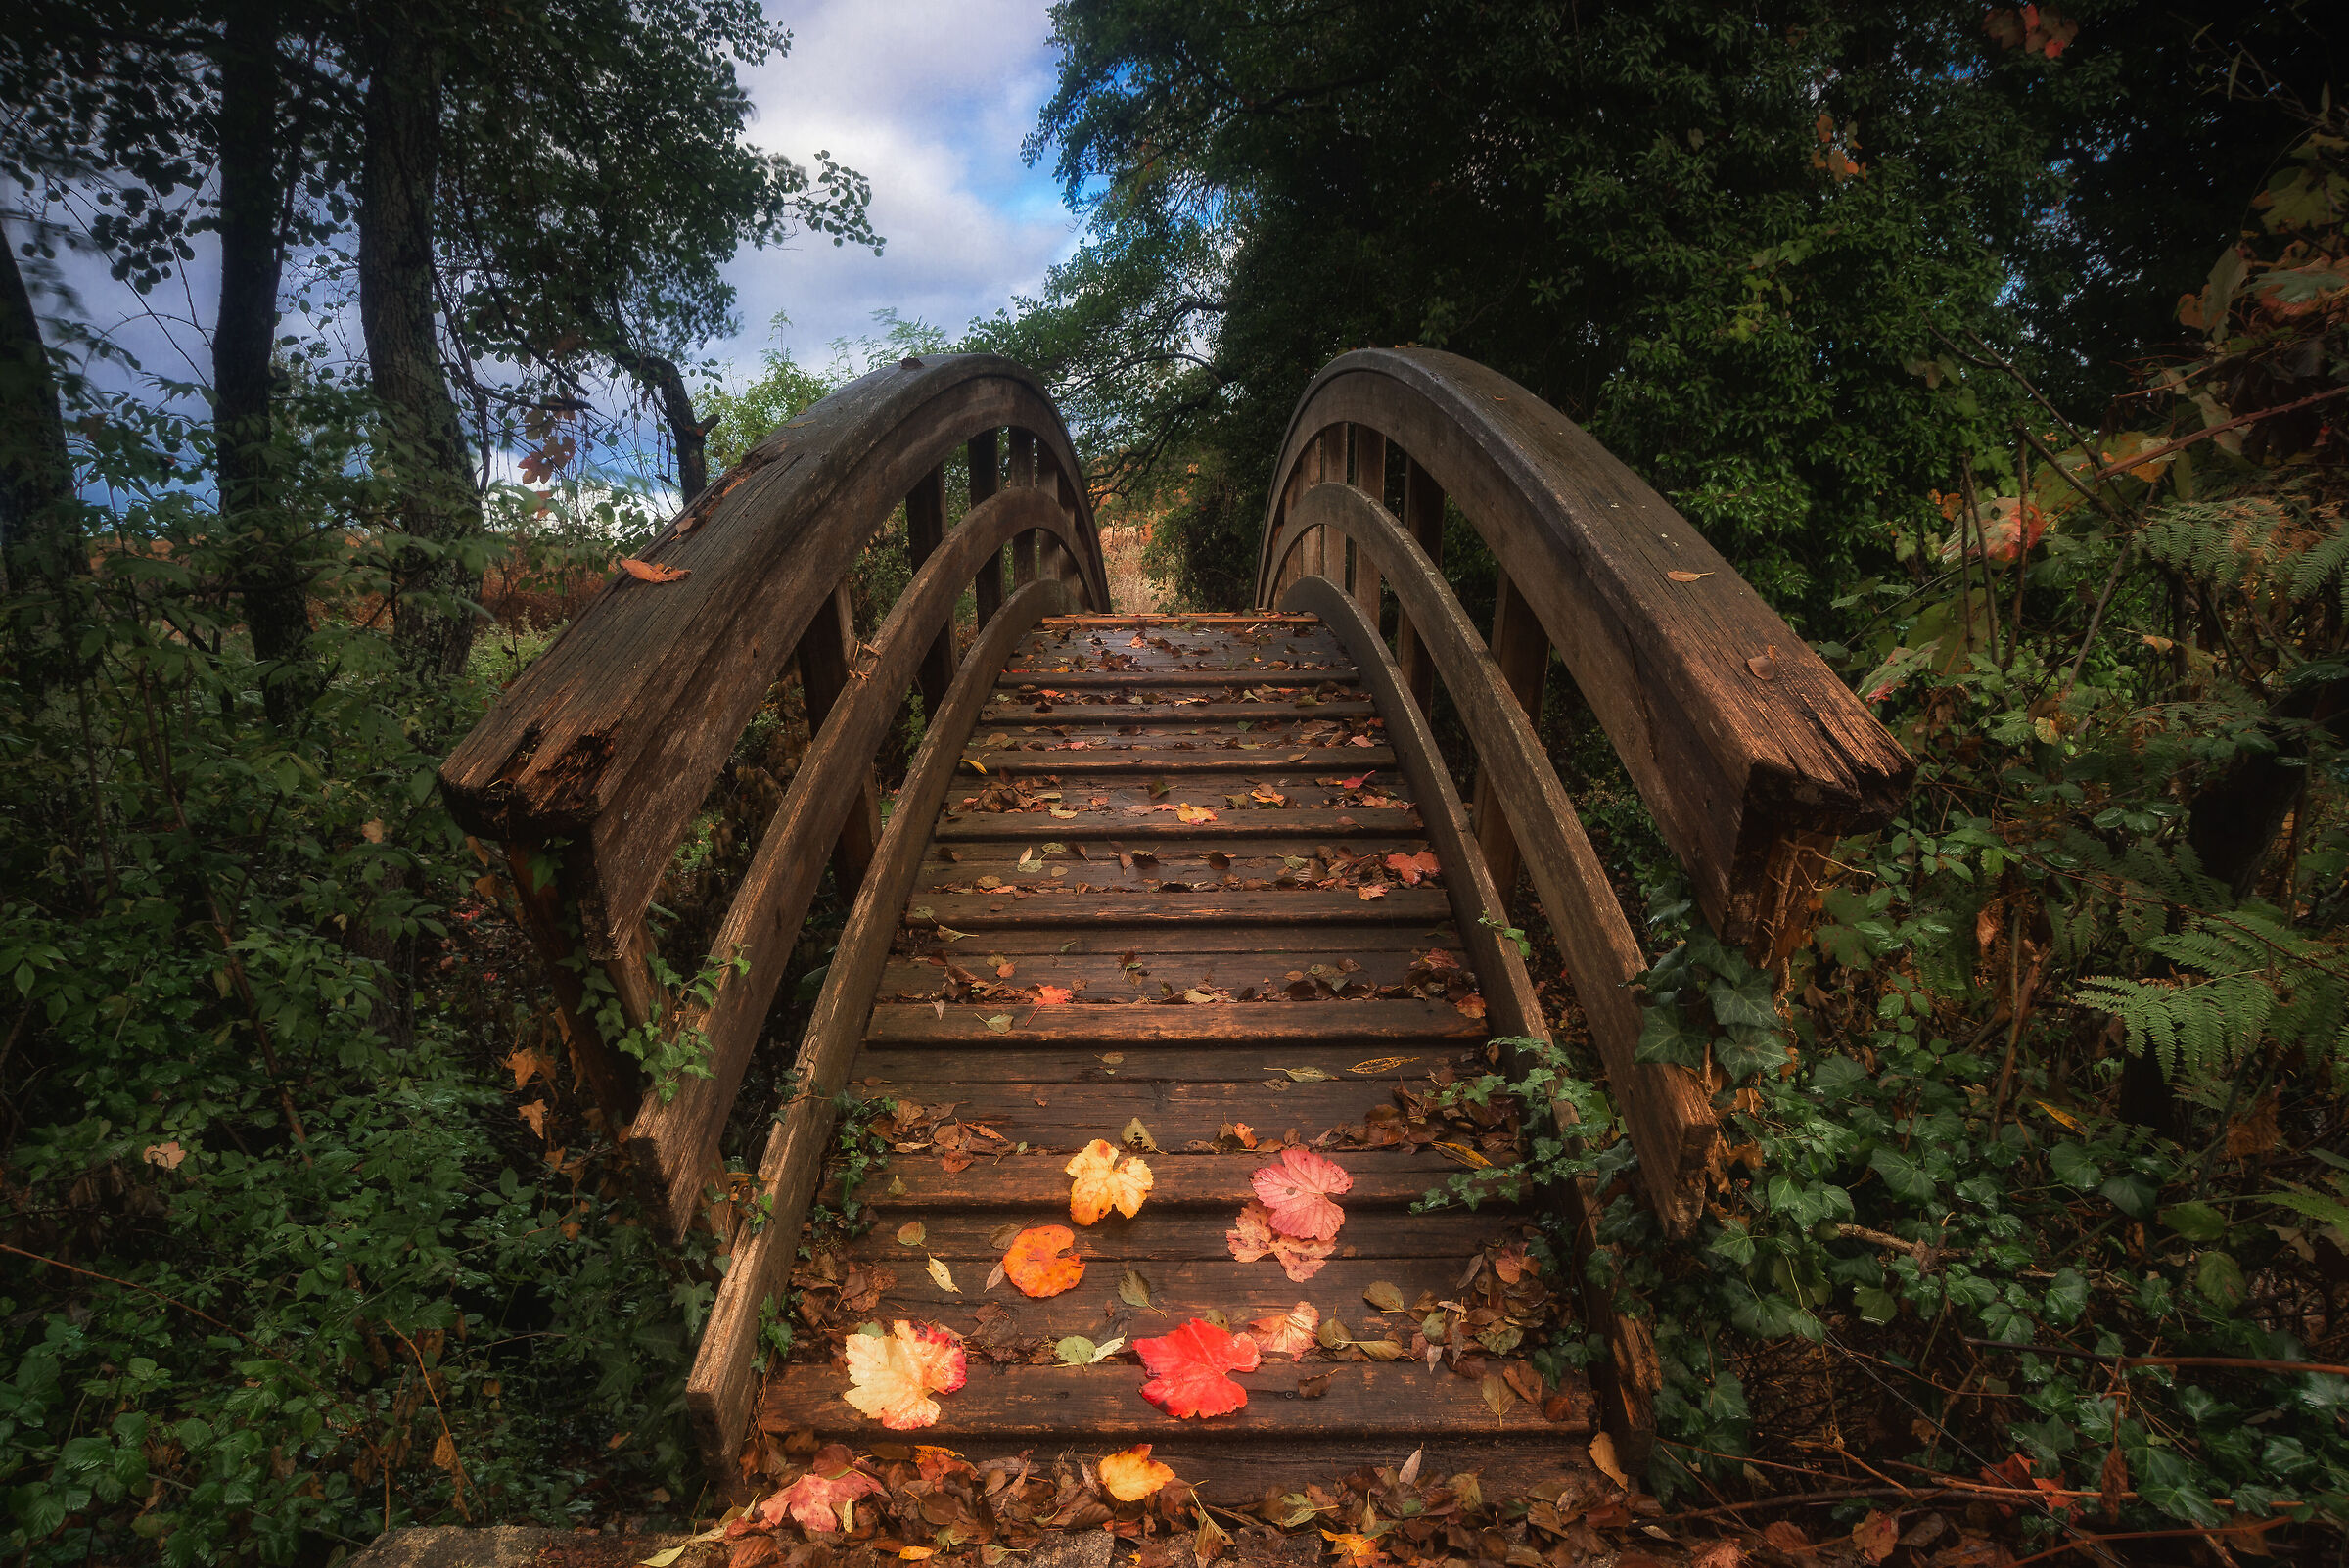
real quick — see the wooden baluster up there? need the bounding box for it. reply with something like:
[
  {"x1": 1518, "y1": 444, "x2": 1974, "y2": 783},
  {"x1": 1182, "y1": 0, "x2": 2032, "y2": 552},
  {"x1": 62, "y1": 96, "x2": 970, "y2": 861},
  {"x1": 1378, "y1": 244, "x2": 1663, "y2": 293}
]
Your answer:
[
  {"x1": 969, "y1": 429, "x2": 1002, "y2": 628},
  {"x1": 1353, "y1": 428, "x2": 1387, "y2": 622},
  {"x1": 1049, "y1": 461, "x2": 1083, "y2": 594},
  {"x1": 794, "y1": 581, "x2": 880, "y2": 896},
  {"x1": 1471, "y1": 571, "x2": 1549, "y2": 905},
  {"x1": 905, "y1": 464, "x2": 958, "y2": 711},
  {"x1": 1396, "y1": 456, "x2": 1444, "y2": 715},
  {"x1": 1008, "y1": 428, "x2": 1036, "y2": 585},
  {"x1": 1312, "y1": 426, "x2": 1343, "y2": 580},
  {"x1": 1273, "y1": 460, "x2": 1306, "y2": 603}
]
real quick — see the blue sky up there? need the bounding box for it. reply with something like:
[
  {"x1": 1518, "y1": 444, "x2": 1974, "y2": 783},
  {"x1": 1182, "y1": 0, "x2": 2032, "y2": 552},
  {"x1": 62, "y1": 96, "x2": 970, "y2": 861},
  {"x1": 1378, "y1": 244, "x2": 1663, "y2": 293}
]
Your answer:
[{"x1": 714, "y1": 0, "x2": 1081, "y2": 372}]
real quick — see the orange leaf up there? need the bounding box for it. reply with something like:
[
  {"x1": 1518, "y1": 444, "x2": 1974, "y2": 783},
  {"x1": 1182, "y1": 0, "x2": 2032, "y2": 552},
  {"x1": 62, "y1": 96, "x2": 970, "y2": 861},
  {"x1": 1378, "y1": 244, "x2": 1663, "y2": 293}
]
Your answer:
[
  {"x1": 619, "y1": 557, "x2": 690, "y2": 583},
  {"x1": 1382, "y1": 850, "x2": 1439, "y2": 886},
  {"x1": 768, "y1": 1456, "x2": 884, "y2": 1531},
  {"x1": 1246, "y1": 1302, "x2": 1319, "y2": 1359},
  {"x1": 1851, "y1": 1509, "x2": 1898, "y2": 1564},
  {"x1": 1002, "y1": 1225, "x2": 1084, "y2": 1298},
  {"x1": 1136, "y1": 1318, "x2": 1260, "y2": 1418},
  {"x1": 1035, "y1": 984, "x2": 1074, "y2": 1005},
  {"x1": 1174, "y1": 804, "x2": 1217, "y2": 824},
  {"x1": 1666, "y1": 570, "x2": 1711, "y2": 583},
  {"x1": 1099, "y1": 1443, "x2": 1177, "y2": 1500},
  {"x1": 1065, "y1": 1138, "x2": 1154, "y2": 1225},
  {"x1": 1252, "y1": 1147, "x2": 1352, "y2": 1240},
  {"x1": 1227, "y1": 1200, "x2": 1334, "y2": 1282}
]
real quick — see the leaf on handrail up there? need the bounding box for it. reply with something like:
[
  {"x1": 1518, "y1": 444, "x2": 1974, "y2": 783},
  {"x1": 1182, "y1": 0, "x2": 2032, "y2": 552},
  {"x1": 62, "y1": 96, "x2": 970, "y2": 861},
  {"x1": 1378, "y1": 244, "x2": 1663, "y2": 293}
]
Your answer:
[
  {"x1": 1666, "y1": 570, "x2": 1712, "y2": 583},
  {"x1": 619, "y1": 557, "x2": 689, "y2": 582}
]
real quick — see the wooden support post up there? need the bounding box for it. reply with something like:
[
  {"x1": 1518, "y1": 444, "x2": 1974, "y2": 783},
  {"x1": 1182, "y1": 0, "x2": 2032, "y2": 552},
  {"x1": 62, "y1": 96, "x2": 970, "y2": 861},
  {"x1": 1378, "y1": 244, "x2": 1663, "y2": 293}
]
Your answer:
[
  {"x1": 1313, "y1": 426, "x2": 1345, "y2": 581},
  {"x1": 794, "y1": 581, "x2": 880, "y2": 897},
  {"x1": 504, "y1": 841, "x2": 642, "y2": 1128},
  {"x1": 1353, "y1": 428, "x2": 1387, "y2": 622},
  {"x1": 1472, "y1": 571, "x2": 1549, "y2": 905},
  {"x1": 905, "y1": 465, "x2": 957, "y2": 712},
  {"x1": 1048, "y1": 461, "x2": 1082, "y2": 591},
  {"x1": 969, "y1": 430, "x2": 1001, "y2": 627},
  {"x1": 1396, "y1": 456, "x2": 1444, "y2": 715},
  {"x1": 1008, "y1": 429, "x2": 1036, "y2": 585}
]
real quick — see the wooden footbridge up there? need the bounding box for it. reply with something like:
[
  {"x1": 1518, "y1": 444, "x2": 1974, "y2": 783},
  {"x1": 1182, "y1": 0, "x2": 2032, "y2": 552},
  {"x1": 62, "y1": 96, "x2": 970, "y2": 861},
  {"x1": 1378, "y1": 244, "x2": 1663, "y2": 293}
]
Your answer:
[{"x1": 439, "y1": 350, "x2": 1909, "y2": 1501}]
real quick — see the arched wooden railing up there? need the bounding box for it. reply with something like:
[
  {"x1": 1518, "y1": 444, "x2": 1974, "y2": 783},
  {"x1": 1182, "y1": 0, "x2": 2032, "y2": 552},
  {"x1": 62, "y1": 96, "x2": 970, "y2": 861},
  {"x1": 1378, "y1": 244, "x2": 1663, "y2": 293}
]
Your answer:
[
  {"x1": 1257, "y1": 347, "x2": 1912, "y2": 1233},
  {"x1": 439, "y1": 354, "x2": 1111, "y2": 1241}
]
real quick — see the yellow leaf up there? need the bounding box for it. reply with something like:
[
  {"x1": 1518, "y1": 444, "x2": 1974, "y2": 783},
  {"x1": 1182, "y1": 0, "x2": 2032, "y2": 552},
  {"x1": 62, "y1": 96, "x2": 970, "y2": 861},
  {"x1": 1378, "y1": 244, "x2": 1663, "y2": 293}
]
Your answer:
[
  {"x1": 897, "y1": 1222, "x2": 926, "y2": 1247},
  {"x1": 1174, "y1": 803, "x2": 1217, "y2": 824},
  {"x1": 432, "y1": 1432, "x2": 459, "y2": 1471},
  {"x1": 1100, "y1": 1443, "x2": 1177, "y2": 1501},
  {"x1": 1066, "y1": 1138, "x2": 1154, "y2": 1224},
  {"x1": 844, "y1": 1321, "x2": 968, "y2": 1430},
  {"x1": 927, "y1": 1256, "x2": 958, "y2": 1294},
  {"x1": 1434, "y1": 1141, "x2": 1491, "y2": 1169}
]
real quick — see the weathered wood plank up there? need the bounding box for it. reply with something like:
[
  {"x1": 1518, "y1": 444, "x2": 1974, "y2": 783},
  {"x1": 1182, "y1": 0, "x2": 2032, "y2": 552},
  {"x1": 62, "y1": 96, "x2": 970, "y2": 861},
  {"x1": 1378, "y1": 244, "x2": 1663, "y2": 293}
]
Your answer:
[
  {"x1": 844, "y1": 1208, "x2": 1527, "y2": 1263},
  {"x1": 980, "y1": 701, "x2": 1378, "y2": 724},
  {"x1": 825, "y1": 1082, "x2": 1460, "y2": 1146},
  {"x1": 996, "y1": 669, "x2": 1361, "y2": 690},
  {"x1": 934, "y1": 808, "x2": 1423, "y2": 842},
  {"x1": 760, "y1": 1360, "x2": 1587, "y2": 1443},
  {"x1": 863, "y1": 998, "x2": 1484, "y2": 1045},
  {"x1": 910, "y1": 889, "x2": 1454, "y2": 929},
  {"x1": 985, "y1": 747, "x2": 1399, "y2": 774},
  {"x1": 1469, "y1": 571, "x2": 1548, "y2": 905},
  {"x1": 845, "y1": 1043, "x2": 1486, "y2": 1085},
  {"x1": 850, "y1": 1151, "x2": 1479, "y2": 1208}
]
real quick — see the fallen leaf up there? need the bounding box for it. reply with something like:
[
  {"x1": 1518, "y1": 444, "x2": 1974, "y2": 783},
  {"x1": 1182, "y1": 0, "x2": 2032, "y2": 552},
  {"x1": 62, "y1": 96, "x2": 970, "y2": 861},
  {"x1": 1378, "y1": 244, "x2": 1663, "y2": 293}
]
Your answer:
[
  {"x1": 518, "y1": 1102, "x2": 549, "y2": 1138},
  {"x1": 1851, "y1": 1509, "x2": 1898, "y2": 1564},
  {"x1": 897, "y1": 1222, "x2": 926, "y2": 1247},
  {"x1": 1397, "y1": 1448, "x2": 1422, "y2": 1486},
  {"x1": 1383, "y1": 850, "x2": 1440, "y2": 885},
  {"x1": 1122, "y1": 1117, "x2": 1159, "y2": 1152},
  {"x1": 984, "y1": 1014, "x2": 1013, "y2": 1034},
  {"x1": 1323, "y1": 1532, "x2": 1382, "y2": 1568},
  {"x1": 1280, "y1": 1065, "x2": 1334, "y2": 1082},
  {"x1": 1067, "y1": 1137, "x2": 1155, "y2": 1224},
  {"x1": 926, "y1": 1256, "x2": 957, "y2": 1294},
  {"x1": 1252, "y1": 1146, "x2": 1353, "y2": 1240},
  {"x1": 1054, "y1": 1335, "x2": 1099, "y2": 1365},
  {"x1": 1666, "y1": 570, "x2": 1712, "y2": 583},
  {"x1": 1453, "y1": 994, "x2": 1486, "y2": 1020},
  {"x1": 1746, "y1": 645, "x2": 1779, "y2": 681},
  {"x1": 1175, "y1": 804, "x2": 1217, "y2": 824},
  {"x1": 1247, "y1": 1302, "x2": 1320, "y2": 1358},
  {"x1": 1434, "y1": 1140, "x2": 1491, "y2": 1169},
  {"x1": 1362, "y1": 1281, "x2": 1405, "y2": 1312},
  {"x1": 770, "y1": 1457, "x2": 883, "y2": 1532},
  {"x1": 1100, "y1": 1444, "x2": 1177, "y2": 1500},
  {"x1": 1227, "y1": 1200, "x2": 1336, "y2": 1282},
  {"x1": 1357, "y1": 884, "x2": 1388, "y2": 900},
  {"x1": 1760, "y1": 1520, "x2": 1811, "y2": 1555},
  {"x1": 1002, "y1": 1225, "x2": 1084, "y2": 1298},
  {"x1": 1136, "y1": 1318, "x2": 1261, "y2": 1418},
  {"x1": 1120, "y1": 1266, "x2": 1156, "y2": 1309},
  {"x1": 1589, "y1": 1429, "x2": 1631, "y2": 1489},
  {"x1": 1479, "y1": 1374, "x2": 1513, "y2": 1418},
  {"x1": 843, "y1": 1321, "x2": 966, "y2": 1430},
  {"x1": 1036, "y1": 984, "x2": 1074, "y2": 1005},
  {"x1": 619, "y1": 556, "x2": 690, "y2": 582}
]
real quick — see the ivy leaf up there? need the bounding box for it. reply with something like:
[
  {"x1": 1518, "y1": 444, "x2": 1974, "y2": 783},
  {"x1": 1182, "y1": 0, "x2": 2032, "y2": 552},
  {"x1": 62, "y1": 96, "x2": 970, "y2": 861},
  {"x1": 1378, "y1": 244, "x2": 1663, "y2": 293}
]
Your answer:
[
  {"x1": 2049, "y1": 1142, "x2": 2102, "y2": 1190},
  {"x1": 1868, "y1": 1145, "x2": 1937, "y2": 1202},
  {"x1": 1855, "y1": 1286, "x2": 1900, "y2": 1324},
  {"x1": 2041, "y1": 1268, "x2": 2090, "y2": 1327},
  {"x1": 1708, "y1": 970, "x2": 1778, "y2": 1030},
  {"x1": 1635, "y1": 1002, "x2": 1709, "y2": 1068},
  {"x1": 2100, "y1": 1173, "x2": 2159, "y2": 1220}
]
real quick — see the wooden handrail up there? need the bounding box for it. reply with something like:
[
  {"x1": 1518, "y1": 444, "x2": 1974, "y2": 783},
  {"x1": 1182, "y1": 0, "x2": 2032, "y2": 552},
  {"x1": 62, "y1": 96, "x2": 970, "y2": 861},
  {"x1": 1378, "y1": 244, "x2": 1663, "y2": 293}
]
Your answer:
[
  {"x1": 684, "y1": 575, "x2": 1076, "y2": 1468},
  {"x1": 441, "y1": 355, "x2": 1107, "y2": 961},
  {"x1": 624, "y1": 486, "x2": 1094, "y2": 1238},
  {"x1": 1281, "y1": 573, "x2": 1660, "y2": 1473},
  {"x1": 1269, "y1": 482, "x2": 1716, "y2": 1233},
  {"x1": 1254, "y1": 349, "x2": 1911, "y2": 948}
]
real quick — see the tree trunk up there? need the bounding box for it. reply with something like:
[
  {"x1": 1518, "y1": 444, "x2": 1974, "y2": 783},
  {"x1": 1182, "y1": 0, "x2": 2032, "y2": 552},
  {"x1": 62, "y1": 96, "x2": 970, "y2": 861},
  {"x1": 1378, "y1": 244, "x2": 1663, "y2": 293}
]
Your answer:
[
  {"x1": 0, "y1": 223, "x2": 76, "y2": 589},
  {"x1": 614, "y1": 345, "x2": 710, "y2": 503},
  {"x1": 360, "y1": 8, "x2": 480, "y2": 687},
  {"x1": 215, "y1": 0, "x2": 313, "y2": 724}
]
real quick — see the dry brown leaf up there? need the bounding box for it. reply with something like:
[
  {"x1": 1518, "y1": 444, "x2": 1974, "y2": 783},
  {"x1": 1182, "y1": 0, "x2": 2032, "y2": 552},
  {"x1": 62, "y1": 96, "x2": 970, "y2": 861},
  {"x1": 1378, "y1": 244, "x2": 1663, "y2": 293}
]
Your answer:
[
  {"x1": 1589, "y1": 1429, "x2": 1630, "y2": 1489},
  {"x1": 1666, "y1": 569, "x2": 1712, "y2": 583},
  {"x1": 619, "y1": 556, "x2": 690, "y2": 582}
]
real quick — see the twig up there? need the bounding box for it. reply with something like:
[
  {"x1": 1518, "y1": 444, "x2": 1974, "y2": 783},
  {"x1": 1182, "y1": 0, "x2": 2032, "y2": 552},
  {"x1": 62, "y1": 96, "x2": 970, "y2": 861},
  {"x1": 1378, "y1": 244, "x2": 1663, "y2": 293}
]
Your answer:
[
  {"x1": 385, "y1": 1322, "x2": 473, "y2": 1522},
  {"x1": 2007, "y1": 1517, "x2": 2297, "y2": 1567},
  {"x1": 1963, "y1": 1339, "x2": 2349, "y2": 1377},
  {"x1": 2081, "y1": 383, "x2": 2349, "y2": 486},
  {"x1": 2063, "y1": 538, "x2": 2134, "y2": 695},
  {"x1": 1662, "y1": 1485, "x2": 1959, "y2": 1522}
]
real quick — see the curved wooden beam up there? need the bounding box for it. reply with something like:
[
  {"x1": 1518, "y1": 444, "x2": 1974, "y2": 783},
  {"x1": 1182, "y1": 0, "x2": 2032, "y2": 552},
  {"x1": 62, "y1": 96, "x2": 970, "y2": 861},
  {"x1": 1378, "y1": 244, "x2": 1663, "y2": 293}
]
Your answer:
[
  {"x1": 1271, "y1": 484, "x2": 1715, "y2": 1234},
  {"x1": 1283, "y1": 574, "x2": 1660, "y2": 1469},
  {"x1": 1253, "y1": 348, "x2": 1911, "y2": 945},
  {"x1": 626, "y1": 486, "x2": 1093, "y2": 1238},
  {"x1": 686, "y1": 575, "x2": 1076, "y2": 1468},
  {"x1": 441, "y1": 354, "x2": 1108, "y2": 959}
]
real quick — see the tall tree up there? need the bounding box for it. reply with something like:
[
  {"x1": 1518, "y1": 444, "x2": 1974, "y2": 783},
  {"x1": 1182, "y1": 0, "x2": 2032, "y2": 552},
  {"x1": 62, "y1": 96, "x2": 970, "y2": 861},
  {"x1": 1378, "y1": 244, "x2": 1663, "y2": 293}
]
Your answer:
[{"x1": 358, "y1": 4, "x2": 481, "y2": 682}]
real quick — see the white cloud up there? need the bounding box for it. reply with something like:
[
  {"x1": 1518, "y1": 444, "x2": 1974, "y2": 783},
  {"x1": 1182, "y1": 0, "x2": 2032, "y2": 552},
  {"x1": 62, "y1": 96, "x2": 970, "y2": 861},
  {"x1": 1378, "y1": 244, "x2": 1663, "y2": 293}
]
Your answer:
[{"x1": 717, "y1": 0, "x2": 1077, "y2": 373}]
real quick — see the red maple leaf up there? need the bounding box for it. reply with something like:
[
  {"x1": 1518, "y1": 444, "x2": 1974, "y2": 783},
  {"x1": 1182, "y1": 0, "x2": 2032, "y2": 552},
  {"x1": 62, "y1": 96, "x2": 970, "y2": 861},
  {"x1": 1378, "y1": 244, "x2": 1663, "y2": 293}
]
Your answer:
[
  {"x1": 1251, "y1": 1146, "x2": 1353, "y2": 1240},
  {"x1": 1136, "y1": 1318, "x2": 1262, "y2": 1418}
]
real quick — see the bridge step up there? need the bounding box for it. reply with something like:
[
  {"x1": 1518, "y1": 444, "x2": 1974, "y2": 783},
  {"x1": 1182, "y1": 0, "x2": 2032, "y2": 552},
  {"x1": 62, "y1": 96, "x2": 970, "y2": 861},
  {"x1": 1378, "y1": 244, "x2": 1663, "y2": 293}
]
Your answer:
[{"x1": 750, "y1": 613, "x2": 1594, "y2": 1502}]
